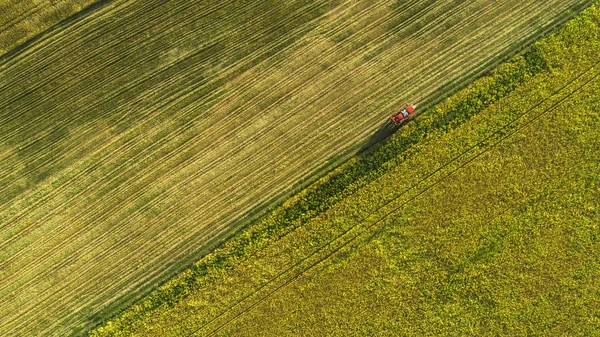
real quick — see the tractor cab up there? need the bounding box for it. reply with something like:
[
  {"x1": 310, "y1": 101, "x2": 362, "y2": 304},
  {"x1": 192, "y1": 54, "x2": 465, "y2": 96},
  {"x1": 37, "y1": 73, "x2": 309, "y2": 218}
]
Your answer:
[{"x1": 390, "y1": 104, "x2": 416, "y2": 126}]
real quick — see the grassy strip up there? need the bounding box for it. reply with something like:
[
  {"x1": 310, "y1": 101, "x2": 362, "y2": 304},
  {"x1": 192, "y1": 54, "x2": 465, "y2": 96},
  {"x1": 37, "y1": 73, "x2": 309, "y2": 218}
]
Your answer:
[{"x1": 86, "y1": 11, "x2": 569, "y2": 337}]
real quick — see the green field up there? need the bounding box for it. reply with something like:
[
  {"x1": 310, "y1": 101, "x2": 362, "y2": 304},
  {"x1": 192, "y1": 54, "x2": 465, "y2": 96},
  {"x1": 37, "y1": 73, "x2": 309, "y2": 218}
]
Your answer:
[
  {"x1": 90, "y1": 3, "x2": 600, "y2": 336},
  {"x1": 0, "y1": 0, "x2": 97, "y2": 56},
  {"x1": 0, "y1": 0, "x2": 596, "y2": 336}
]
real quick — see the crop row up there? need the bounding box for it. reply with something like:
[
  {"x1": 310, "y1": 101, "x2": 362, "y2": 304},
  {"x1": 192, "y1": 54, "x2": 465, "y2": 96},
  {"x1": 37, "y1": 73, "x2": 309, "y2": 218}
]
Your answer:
[{"x1": 2, "y1": 2, "x2": 350, "y2": 334}]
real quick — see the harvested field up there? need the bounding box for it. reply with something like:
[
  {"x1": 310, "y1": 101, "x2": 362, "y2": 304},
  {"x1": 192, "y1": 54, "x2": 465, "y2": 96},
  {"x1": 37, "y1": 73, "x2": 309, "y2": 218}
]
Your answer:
[{"x1": 0, "y1": 0, "x2": 593, "y2": 336}]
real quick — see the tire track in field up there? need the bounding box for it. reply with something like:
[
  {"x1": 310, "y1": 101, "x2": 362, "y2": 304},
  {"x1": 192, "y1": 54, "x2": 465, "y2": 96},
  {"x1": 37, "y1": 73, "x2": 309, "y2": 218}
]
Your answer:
[
  {"x1": 0, "y1": 0, "x2": 170, "y2": 101},
  {"x1": 208, "y1": 158, "x2": 591, "y2": 336},
  {"x1": 0, "y1": 3, "x2": 44, "y2": 34},
  {"x1": 4, "y1": 0, "x2": 320, "y2": 127},
  {"x1": 5, "y1": 0, "x2": 356, "y2": 171},
  {"x1": 0, "y1": 1, "x2": 95, "y2": 56}
]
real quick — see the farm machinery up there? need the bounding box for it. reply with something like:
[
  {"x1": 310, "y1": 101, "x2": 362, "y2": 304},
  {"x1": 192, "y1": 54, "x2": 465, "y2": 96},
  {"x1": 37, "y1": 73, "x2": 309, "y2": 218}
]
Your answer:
[{"x1": 389, "y1": 104, "x2": 416, "y2": 126}]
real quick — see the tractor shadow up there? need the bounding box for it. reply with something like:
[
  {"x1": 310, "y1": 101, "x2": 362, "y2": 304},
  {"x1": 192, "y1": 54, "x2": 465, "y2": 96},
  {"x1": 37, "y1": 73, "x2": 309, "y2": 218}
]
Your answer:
[{"x1": 357, "y1": 121, "x2": 397, "y2": 155}]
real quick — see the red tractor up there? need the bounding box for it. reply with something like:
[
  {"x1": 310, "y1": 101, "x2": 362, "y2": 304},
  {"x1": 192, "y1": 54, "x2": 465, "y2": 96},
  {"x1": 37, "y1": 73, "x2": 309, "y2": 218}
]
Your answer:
[{"x1": 389, "y1": 104, "x2": 416, "y2": 126}]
